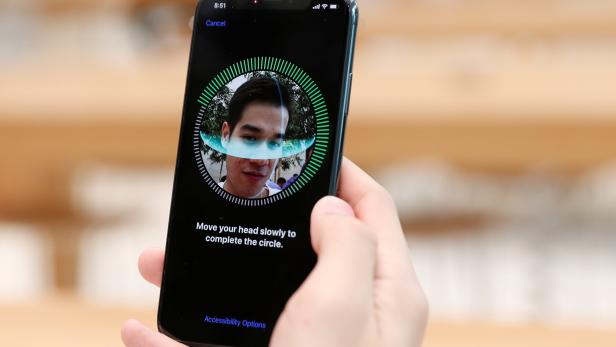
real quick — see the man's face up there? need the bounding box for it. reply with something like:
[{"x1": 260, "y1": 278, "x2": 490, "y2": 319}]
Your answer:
[{"x1": 222, "y1": 102, "x2": 289, "y2": 198}]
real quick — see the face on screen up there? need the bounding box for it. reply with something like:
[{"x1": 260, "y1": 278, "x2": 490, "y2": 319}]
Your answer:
[
  {"x1": 159, "y1": 1, "x2": 355, "y2": 346},
  {"x1": 222, "y1": 101, "x2": 289, "y2": 199},
  {"x1": 199, "y1": 74, "x2": 315, "y2": 201}
]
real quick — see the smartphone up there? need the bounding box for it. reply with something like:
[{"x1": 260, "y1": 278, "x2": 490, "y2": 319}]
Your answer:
[{"x1": 158, "y1": 1, "x2": 358, "y2": 346}]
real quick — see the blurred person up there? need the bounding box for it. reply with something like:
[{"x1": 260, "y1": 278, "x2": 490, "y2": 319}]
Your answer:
[
  {"x1": 122, "y1": 158, "x2": 429, "y2": 347},
  {"x1": 283, "y1": 147, "x2": 314, "y2": 190},
  {"x1": 277, "y1": 177, "x2": 287, "y2": 189},
  {"x1": 267, "y1": 179, "x2": 282, "y2": 191},
  {"x1": 282, "y1": 173, "x2": 299, "y2": 189}
]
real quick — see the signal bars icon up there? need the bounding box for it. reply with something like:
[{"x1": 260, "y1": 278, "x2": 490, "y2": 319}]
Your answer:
[{"x1": 312, "y1": 3, "x2": 338, "y2": 10}]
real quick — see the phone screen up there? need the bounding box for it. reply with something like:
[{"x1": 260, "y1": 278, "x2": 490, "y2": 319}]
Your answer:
[{"x1": 158, "y1": 1, "x2": 357, "y2": 346}]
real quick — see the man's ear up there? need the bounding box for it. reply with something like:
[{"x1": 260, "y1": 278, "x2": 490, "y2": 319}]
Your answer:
[
  {"x1": 282, "y1": 107, "x2": 291, "y2": 132},
  {"x1": 222, "y1": 122, "x2": 231, "y2": 140}
]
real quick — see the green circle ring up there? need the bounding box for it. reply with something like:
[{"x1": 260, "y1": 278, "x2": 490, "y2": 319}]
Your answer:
[{"x1": 193, "y1": 56, "x2": 329, "y2": 206}]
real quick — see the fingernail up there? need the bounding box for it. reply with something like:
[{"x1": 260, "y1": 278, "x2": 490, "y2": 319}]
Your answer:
[{"x1": 316, "y1": 196, "x2": 354, "y2": 217}]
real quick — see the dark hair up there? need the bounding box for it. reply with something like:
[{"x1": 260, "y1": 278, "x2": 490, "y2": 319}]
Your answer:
[{"x1": 227, "y1": 77, "x2": 291, "y2": 133}]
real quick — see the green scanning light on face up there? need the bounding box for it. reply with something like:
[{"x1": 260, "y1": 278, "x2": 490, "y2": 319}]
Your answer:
[{"x1": 200, "y1": 132, "x2": 316, "y2": 160}]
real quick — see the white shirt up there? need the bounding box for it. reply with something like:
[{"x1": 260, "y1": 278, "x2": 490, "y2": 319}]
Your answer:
[{"x1": 219, "y1": 181, "x2": 281, "y2": 198}]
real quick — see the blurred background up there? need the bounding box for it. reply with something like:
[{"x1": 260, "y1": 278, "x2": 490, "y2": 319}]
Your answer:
[{"x1": 1, "y1": 0, "x2": 616, "y2": 346}]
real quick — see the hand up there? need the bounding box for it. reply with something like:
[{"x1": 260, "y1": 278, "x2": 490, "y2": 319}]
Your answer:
[{"x1": 121, "y1": 158, "x2": 428, "y2": 347}]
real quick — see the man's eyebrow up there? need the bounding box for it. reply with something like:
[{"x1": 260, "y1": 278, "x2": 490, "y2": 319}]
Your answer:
[
  {"x1": 239, "y1": 124, "x2": 285, "y2": 140},
  {"x1": 239, "y1": 124, "x2": 263, "y2": 133}
]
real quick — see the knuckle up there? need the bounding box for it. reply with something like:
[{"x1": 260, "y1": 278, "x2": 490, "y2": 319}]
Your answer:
[
  {"x1": 414, "y1": 289, "x2": 430, "y2": 321},
  {"x1": 368, "y1": 183, "x2": 398, "y2": 210},
  {"x1": 319, "y1": 214, "x2": 376, "y2": 243},
  {"x1": 291, "y1": 287, "x2": 362, "y2": 320},
  {"x1": 378, "y1": 187, "x2": 398, "y2": 209},
  {"x1": 353, "y1": 223, "x2": 378, "y2": 249},
  {"x1": 281, "y1": 293, "x2": 310, "y2": 323},
  {"x1": 281, "y1": 291, "x2": 329, "y2": 330},
  {"x1": 281, "y1": 289, "x2": 370, "y2": 341},
  {"x1": 387, "y1": 282, "x2": 429, "y2": 322},
  {"x1": 334, "y1": 218, "x2": 377, "y2": 251}
]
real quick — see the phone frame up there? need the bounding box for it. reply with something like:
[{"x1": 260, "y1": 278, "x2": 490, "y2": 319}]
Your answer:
[{"x1": 157, "y1": 1, "x2": 359, "y2": 346}]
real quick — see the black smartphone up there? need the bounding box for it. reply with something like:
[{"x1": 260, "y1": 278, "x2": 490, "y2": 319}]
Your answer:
[{"x1": 158, "y1": 1, "x2": 358, "y2": 346}]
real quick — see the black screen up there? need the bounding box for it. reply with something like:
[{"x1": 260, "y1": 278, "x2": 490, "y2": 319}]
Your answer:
[{"x1": 158, "y1": 1, "x2": 356, "y2": 346}]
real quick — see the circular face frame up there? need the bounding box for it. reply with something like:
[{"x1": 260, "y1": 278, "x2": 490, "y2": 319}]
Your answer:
[{"x1": 193, "y1": 57, "x2": 330, "y2": 206}]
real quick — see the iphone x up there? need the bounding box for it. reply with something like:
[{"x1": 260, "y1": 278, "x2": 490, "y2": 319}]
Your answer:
[{"x1": 158, "y1": 0, "x2": 358, "y2": 346}]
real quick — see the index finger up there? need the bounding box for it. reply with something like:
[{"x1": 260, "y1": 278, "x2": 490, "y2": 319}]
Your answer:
[
  {"x1": 138, "y1": 248, "x2": 165, "y2": 288},
  {"x1": 337, "y1": 158, "x2": 413, "y2": 274}
]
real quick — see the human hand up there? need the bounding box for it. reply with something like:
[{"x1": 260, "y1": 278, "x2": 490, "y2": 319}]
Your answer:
[{"x1": 121, "y1": 158, "x2": 428, "y2": 347}]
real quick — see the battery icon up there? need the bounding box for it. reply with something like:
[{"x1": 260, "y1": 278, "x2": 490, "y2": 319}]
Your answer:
[{"x1": 330, "y1": 4, "x2": 338, "y2": 9}]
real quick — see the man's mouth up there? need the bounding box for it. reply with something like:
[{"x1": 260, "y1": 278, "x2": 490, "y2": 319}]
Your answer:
[{"x1": 242, "y1": 171, "x2": 266, "y2": 181}]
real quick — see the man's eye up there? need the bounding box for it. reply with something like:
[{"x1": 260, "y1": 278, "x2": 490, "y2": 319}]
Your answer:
[
  {"x1": 267, "y1": 141, "x2": 282, "y2": 150},
  {"x1": 241, "y1": 136, "x2": 259, "y2": 145}
]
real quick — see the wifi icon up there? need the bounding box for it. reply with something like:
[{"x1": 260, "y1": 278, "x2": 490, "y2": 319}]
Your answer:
[{"x1": 321, "y1": 4, "x2": 328, "y2": 9}]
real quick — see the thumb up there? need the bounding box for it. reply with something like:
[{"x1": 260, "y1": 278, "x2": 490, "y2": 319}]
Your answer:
[
  {"x1": 310, "y1": 195, "x2": 355, "y2": 251},
  {"x1": 308, "y1": 196, "x2": 376, "y2": 289},
  {"x1": 271, "y1": 197, "x2": 377, "y2": 347}
]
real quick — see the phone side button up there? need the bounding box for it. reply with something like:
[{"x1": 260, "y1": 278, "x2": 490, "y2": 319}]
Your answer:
[{"x1": 345, "y1": 73, "x2": 353, "y2": 118}]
